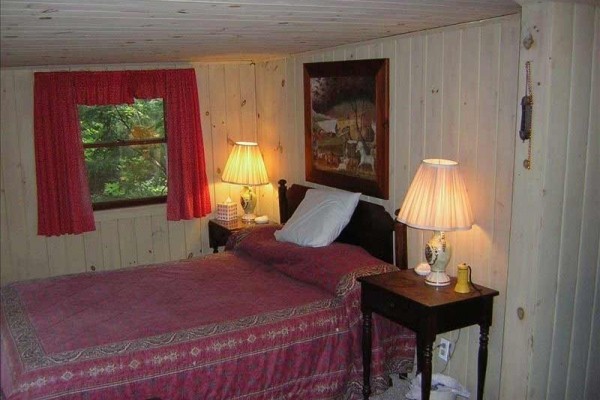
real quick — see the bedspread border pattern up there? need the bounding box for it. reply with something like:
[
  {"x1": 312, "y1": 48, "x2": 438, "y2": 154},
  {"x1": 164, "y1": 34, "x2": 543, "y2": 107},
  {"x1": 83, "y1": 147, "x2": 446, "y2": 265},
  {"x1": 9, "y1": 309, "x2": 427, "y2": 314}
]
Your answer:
[
  {"x1": 2, "y1": 289, "x2": 342, "y2": 372},
  {"x1": 2, "y1": 264, "x2": 392, "y2": 372}
]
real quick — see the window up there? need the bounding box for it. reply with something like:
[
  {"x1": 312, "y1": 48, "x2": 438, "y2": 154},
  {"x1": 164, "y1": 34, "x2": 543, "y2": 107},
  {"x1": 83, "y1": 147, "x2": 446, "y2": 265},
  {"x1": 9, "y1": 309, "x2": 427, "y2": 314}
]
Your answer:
[
  {"x1": 78, "y1": 99, "x2": 167, "y2": 210},
  {"x1": 34, "y1": 69, "x2": 211, "y2": 236}
]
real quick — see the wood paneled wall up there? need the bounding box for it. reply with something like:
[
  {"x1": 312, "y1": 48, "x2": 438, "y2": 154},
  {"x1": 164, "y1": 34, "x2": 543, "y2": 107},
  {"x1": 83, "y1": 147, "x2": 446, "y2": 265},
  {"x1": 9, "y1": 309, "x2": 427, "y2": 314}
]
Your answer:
[
  {"x1": 268, "y1": 14, "x2": 521, "y2": 398},
  {"x1": 5, "y1": 7, "x2": 596, "y2": 399},
  {"x1": 0, "y1": 61, "x2": 284, "y2": 284},
  {"x1": 501, "y1": 3, "x2": 600, "y2": 399}
]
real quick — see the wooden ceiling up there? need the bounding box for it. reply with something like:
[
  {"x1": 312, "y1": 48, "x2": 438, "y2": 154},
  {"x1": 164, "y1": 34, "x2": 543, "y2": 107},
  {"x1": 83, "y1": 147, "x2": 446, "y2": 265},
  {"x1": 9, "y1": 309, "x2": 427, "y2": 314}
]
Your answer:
[{"x1": 0, "y1": 0, "x2": 520, "y2": 68}]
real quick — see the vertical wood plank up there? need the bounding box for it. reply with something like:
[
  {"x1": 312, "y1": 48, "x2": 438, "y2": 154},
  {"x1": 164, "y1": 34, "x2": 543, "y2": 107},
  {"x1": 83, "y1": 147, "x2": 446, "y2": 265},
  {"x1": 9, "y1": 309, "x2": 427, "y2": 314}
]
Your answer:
[
  {"x1": 278, "y1": 58, "x2": 291, "y2": 190},
  {"x1": 0, "y1": 71, "x2": 31, "y2": 280},
  {"x1": 240, "y1": 63, "x2": 257, "y2": 142},
  {"x1": 0, "y1": 171, "x2": 15, "y2": 283},
  {"x1": 224, "y1": 64, "x2": 242, "y2": 142},
  {"x1": 294, "y1": 56, "x2": 312, "y2": 185},
  {"x1": 64, "y1": 234, "x2": 86, "y2": 275},
  {"x1": 585, "y1": 242, "x2": 600, "y2": 399},
  {"x1": 46, "y1": 236, "x2": 68, "y2": 277},
  {"x1": 355, "y1": 44, "x2": 370, "y2": 60},
  {"x1": 134, "y1": 216, "x2": 154, "y2": 265},
  {"x1": 562, "y1": 5, "x2": 600, "y2": 400},
  {"x1": 391, "y1": 35, "x2": 414, "y2": 264},
  {"x1": 458, "y1": 25, "x2": 482, "y2": 272},
  {"x1": 118, "y1": 218, "x2": 138, "y2": 267},
  {"x1": 151, "y1": 215, "x2": 170, "y2": 263},
  {"x1": 13, "y1": 70, "x2": 49, "y2": 278},
  {"x1": 424, "y1": 32, "x2": 443, "y2": 158},
  {"x1": 438, "y1": 30, "x2": 461, "y2": 277},
  {"x1": 466, "y1": 21, "x2": 502, "y2": 393},
  {"x1": 183, "y1": 218, "x2": 203, "y2": 258},
  {"x1": 454, "y1": 24, "x2": 481, "y2": 384},
  {"x1": 501, "y1": 4, "x2": 551, "y2": 398},
  {"x1": 368, "y1": 42, "x2": 383, "y2": 58},
  {"x1": 332, "y1": 48, "x2": 345, "y2": 61},
  {"x1": 382, "y1": 38, "x2": 401, "y2": 216},
  {"x1": 208, "y1": 64, "x2": 232, "y2": 204},
  {"x1": 484, "y1": 17, "x2": 520, "y2": 400},
  {"x1": 473, "y1": 22, "x2": 501, "y2": 286},
  {"x1": 548, "y1": 6, "x2": 593, "y2": 398},
  {"x1": 167, "y1": 221, "x2": 186, "y2": 260},
  {"x1": 257, "y1": 59, "x2": 284, "y2": 220},
  {"x1": 313, "y1": 53, "x2": 325, "y2": 63},
  {"x1": 580, "y1": 7, "x2": 600, "y2": 400},
  {"x1": 440, "y1": 31, "x2": 461, "y2": 164},
  {"x1": 434, "y1": 28, "x2": 464, "y2": 380},
  {"x1": 323, "y1": 50, "x2": 335, "y2": 62},
  {"x1": 345, "y1": 48, "x2": 356, "y2": 61},
  {"x1": 408, "y1": 35, "x2": 426, "y2": 268},
  {"x1": 83, "y1": 227, "x2": 104, "y2": 272},
  {"x1": 100, "y1": 220, "x2": 121, "y2": 270},
  {"x1": 529, "y1": 4, "x2": 574, "y2": 398}
]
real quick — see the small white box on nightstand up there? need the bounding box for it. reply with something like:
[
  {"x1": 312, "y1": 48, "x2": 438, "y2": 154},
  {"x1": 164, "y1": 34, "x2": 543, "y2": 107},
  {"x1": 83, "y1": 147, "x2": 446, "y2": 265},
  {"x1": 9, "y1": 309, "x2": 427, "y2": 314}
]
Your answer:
[{"x1": 216, "y1": 199, "x2": 238, "y2": 221}]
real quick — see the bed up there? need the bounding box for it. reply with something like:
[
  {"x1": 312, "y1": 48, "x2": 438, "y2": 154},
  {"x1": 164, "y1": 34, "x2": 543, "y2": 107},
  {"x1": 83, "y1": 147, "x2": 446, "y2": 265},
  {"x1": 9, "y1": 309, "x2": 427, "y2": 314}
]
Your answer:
[{"x1": 1, "y1": 181, "x2": 415, "y2": 400}]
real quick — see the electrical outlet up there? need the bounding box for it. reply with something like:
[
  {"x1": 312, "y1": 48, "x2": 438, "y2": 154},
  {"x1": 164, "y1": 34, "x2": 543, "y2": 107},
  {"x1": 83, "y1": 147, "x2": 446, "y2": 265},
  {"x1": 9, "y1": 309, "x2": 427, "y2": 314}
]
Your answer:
[{"x1": 439, "y1": 338, "x2": 452, "y2": 362}]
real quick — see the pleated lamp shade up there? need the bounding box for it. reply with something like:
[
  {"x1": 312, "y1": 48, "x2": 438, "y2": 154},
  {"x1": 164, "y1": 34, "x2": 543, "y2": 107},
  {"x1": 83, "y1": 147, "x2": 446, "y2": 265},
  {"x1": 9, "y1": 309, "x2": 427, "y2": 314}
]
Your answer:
[
  {"x1": 397, "y1": 159, "x2": 473, "y2": 231},
  {"x1": 221, "y1": 142, "x2": 269, "y2": 186}
]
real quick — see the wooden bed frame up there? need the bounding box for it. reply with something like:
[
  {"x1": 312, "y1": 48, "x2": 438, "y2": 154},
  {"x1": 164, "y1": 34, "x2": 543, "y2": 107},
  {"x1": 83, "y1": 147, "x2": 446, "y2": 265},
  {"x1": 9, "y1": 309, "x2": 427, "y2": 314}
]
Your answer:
[{"x1": 277, "y1": 179, "x2": 408, "y2": 269}]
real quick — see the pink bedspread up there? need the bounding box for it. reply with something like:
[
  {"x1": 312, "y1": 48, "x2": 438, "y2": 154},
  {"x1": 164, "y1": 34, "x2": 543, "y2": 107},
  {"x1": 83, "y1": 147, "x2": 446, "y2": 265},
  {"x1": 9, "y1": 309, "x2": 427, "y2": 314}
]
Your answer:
[{"x1": 1, "y1": 226, "x2": 415, "y2": 399}]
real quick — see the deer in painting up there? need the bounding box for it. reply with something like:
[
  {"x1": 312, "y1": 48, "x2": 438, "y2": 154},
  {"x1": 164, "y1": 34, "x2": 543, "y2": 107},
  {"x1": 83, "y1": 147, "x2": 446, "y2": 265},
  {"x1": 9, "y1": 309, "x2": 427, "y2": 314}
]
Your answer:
[{"x1": 356, "y1": 141, "x2": 374, "y2": 171}]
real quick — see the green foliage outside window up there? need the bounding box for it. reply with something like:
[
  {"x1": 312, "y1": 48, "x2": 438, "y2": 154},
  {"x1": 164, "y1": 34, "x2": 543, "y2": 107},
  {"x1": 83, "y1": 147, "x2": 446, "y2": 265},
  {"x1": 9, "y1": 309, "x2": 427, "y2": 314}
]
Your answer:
[{"x1": 78, "y1": 99, "x2": 167, "y2": 206}]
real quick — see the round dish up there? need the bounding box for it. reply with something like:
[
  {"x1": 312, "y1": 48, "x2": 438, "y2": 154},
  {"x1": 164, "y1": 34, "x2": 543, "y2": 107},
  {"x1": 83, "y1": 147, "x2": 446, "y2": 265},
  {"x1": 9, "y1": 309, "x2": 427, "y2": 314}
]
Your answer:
[
  {"x1": 414, "y1": 262, "x2": 431, "y2": 276},
  {"x1": 254, "y1": 215, "x2": 269, "y2": 224}
]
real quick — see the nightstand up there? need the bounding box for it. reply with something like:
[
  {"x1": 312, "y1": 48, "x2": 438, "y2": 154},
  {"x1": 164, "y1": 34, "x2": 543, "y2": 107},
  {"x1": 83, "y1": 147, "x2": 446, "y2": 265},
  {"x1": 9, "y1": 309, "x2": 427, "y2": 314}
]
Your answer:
[
  {"x1": 358, "y1": 269, "x2": 499, "y2": 400},
  {"x1": 208, "y1": 218, "x2": 275, "y2": 253}
]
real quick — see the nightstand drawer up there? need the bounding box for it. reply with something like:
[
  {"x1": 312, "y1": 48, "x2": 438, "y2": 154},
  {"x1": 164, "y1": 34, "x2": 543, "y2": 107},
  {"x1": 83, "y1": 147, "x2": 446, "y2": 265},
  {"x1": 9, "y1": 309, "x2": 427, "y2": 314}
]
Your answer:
[{"x1": 361, "y1": 284, "x2": 420, "y2": 329}]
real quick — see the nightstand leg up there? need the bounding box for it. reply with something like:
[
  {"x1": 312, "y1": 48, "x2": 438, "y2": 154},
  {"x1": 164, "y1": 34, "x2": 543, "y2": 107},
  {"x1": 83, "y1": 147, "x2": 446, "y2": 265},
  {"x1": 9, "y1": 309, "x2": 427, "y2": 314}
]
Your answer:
[
  {"x1": 421, "y1": 339, "x2": 433, "y2": 400},
  {"x1": 416, "y1": 334, "x2": 424, "y2": 374},
  {"x1": 477, "y1": 324, "x2": 490, "y2": 400},
  {"x1": 362, "y1": 310, "x2": 372, "y2": 400}
]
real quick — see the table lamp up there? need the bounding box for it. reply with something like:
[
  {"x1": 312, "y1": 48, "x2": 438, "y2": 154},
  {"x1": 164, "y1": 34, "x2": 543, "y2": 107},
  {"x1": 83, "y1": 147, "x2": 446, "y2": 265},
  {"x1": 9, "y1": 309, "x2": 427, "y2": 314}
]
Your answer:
[
  {"x1": 221, "y1": 141, "x2": 269, "y2": 222},
  {"x1": 397, "y1": 159, "x2": 473, "y2": 286}
]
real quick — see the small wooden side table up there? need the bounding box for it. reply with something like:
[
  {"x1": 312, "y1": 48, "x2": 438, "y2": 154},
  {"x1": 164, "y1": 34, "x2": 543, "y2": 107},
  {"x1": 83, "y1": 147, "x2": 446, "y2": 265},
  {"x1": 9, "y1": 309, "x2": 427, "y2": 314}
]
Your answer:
[
  {"x1": 208, "y1": 218, "x2": 275, "y2": 253},
  {"x1": 358, "y1": 269, "x2": 498, "y2": 400}
]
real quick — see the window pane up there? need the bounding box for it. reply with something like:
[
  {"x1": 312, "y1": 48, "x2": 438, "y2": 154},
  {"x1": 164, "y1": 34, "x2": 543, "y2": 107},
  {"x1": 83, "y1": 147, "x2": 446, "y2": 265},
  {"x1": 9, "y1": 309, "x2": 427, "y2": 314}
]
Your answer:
[
  {"x1": 78, "y1": 98, "x2": 167, "y2": 208},
  {"x1": 79, "y1": 99, "x2": 165, "y2": 145},
  {"x1": 84, "y1": 143, "x2": 167, "y2": 203}
]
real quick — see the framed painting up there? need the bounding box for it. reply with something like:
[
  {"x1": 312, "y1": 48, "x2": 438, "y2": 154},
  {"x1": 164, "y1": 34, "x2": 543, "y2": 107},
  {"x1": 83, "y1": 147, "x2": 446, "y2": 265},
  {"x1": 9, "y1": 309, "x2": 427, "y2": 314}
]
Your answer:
[{"x1": 303, "y1": 59, "x2": 389, "y2": 199}]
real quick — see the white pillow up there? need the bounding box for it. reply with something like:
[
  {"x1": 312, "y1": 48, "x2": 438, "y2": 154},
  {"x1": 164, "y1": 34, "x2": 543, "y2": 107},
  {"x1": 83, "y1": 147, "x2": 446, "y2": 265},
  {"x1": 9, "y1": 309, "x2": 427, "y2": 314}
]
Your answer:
[{"x1": 274, "y1": 188, "x2": 361, "y2": 247}]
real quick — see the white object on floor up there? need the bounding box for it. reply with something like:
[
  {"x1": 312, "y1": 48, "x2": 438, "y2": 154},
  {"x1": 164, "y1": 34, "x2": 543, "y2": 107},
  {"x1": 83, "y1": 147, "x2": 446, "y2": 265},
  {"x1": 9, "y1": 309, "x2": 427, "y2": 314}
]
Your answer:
[{"x1": 405, "y1": 373, "x2": 470, "y2": 400}]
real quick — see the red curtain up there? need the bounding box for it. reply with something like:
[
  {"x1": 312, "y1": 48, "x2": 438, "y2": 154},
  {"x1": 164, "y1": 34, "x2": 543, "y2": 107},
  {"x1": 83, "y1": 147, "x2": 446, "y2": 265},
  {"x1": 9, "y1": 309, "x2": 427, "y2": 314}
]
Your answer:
[
  {"x1": 34, "y1": 73, "x2": 95, "y2": 236},
  {"x1": 163, "y1": 70, "x2": 212, "y2": 220},
  {"x1": 33, "y1": 69, "x2": 212, "y2": 236},
  {"x1": 73, "y1": 71, "x2": 133, "y2": 105}
]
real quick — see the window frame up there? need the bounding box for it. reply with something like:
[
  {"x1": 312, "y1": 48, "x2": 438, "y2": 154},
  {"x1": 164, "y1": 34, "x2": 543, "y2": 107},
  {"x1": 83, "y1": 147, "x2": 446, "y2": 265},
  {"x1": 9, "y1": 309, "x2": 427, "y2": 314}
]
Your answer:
[{"x1": 80, "y1": 108, "x2": 168, "y2": 211}]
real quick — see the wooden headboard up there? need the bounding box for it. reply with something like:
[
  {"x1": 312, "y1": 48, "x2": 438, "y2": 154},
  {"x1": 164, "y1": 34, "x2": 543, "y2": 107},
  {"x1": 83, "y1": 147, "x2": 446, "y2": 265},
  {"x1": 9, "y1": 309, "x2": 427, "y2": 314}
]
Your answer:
[{"x1": 277, "y1": 179, "x2": 408, "y2": 269}]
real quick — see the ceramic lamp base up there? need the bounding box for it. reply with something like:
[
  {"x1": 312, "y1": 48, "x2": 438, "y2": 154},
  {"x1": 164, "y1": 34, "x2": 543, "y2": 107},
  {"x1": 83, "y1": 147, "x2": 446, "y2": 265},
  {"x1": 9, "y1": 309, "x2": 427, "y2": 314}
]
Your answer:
[
  {"x1": 424, "y1": 231, "x2": 452, "y2": 287},
  {"x1": 425, "y1": 271, "x2": 451, "y2": 286},
  {"x1": 241, "y1": 213, "x2": 256, "y2": 222},
  {"x1": 239, "y1": 186, "x2": 257, "y2": 222}
]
